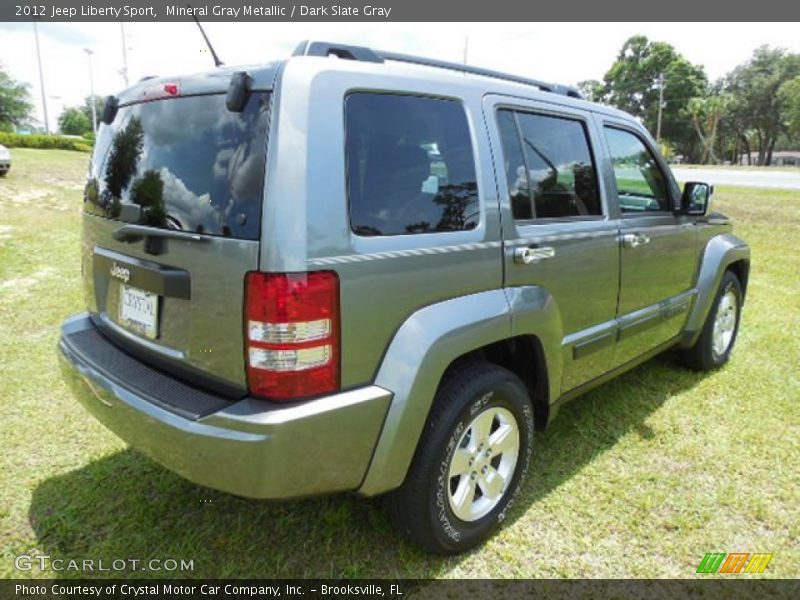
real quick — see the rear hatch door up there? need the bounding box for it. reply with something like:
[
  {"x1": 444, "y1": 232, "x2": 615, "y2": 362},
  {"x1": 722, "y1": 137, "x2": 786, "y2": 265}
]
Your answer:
[{"x1": 82, "y1": 80, "x2": 271, "y2": 395}]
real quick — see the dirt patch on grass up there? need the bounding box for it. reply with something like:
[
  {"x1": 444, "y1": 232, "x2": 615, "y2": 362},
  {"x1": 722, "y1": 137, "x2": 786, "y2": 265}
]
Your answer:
[{"x1": 0, "y1": 267, "x2": 57, "y2": 296}]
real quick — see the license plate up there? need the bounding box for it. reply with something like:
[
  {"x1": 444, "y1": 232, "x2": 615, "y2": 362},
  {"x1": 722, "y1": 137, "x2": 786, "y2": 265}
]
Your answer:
[{"x1": 119, "y1": 284, "x2": 159, "y2": 339}]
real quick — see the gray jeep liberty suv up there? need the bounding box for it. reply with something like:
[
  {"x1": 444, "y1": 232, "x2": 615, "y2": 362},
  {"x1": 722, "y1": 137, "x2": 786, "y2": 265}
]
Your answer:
[{"x1": 59, "y1": 41, "x2": 750, "y2": 554}]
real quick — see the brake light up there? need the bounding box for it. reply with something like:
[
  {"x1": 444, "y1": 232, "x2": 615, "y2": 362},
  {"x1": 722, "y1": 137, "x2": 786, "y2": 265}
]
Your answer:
[
  {"x1": 245, "y1": 271, "x2": 340, "y2": 401},
  {"x1": 140, "y1": 81, "x2": 181, "y2": 101}
]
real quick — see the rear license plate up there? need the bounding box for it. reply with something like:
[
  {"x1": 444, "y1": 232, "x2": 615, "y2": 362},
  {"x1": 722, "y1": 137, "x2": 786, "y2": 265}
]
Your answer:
[{"x1": 119, "y1": 284, "x2": 159, "y2": 339}]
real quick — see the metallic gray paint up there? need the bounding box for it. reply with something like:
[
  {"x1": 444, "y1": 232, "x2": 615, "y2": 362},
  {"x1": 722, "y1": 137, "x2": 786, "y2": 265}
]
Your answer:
[
  {"x1": 263, "y1": 59, "x2": 504, "y2": 387},
  {"x1": 680, "y1": 231, "x2": 750, "y2": 346},
  {"x1": 60, "y1": 314, "x2": 391, "y2": 499},
  {"x1": 358, "y1": 289, "x2": 513, "y2": 495},
  {"x1": 63, "y1": 53, "x2": 750, "y2": 501},
  {"x1": 82, "y1": 214, "x2": 260, "y2": 390}
]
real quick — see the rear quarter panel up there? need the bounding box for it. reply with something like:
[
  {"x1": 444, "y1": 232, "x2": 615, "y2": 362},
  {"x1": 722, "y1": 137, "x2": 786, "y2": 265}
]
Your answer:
[{"x1": 264, "y1": 58, "x2": 504, "y2": 388}]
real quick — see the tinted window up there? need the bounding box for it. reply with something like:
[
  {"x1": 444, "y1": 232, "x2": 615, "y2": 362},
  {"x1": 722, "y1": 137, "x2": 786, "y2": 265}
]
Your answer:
[
  {"x1": 512, "y1": 111, "x2": 601, "y2": 219},
  {"x1": 346, "y1": 93, "x2": 479, "y2": 236},
  {"x1": 604, "y1": 127, "x2": 669, "y2": 212},
  {"x1": 496, "y1": 109, "x2": 532, "y2": 220},
  {"x1": 85, "y1": 92, "x2": 270, "y2": 239}
]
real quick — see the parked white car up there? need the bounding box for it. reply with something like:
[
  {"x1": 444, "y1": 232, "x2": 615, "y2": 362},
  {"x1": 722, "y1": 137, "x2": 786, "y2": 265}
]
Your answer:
[{"x1": 0, "y1": 144, "x2": 11, "y2": 177}]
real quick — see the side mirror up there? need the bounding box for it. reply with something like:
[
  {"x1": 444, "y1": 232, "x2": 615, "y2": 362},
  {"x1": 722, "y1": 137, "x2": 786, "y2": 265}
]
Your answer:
[{"x1": 681, "y1": 181, "x2": 713, "y2": 216}]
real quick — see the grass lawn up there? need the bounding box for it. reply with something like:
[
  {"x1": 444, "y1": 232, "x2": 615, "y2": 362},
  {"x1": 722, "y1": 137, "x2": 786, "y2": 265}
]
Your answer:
[{"x1": 1, "y1": 149, "x2": 798, "y2": 579}]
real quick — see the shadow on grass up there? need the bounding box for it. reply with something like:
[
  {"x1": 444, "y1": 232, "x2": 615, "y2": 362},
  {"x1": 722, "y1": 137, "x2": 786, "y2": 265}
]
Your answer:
[{"x1": 29, "y1": 355, "x2": 706, "y2": 578}]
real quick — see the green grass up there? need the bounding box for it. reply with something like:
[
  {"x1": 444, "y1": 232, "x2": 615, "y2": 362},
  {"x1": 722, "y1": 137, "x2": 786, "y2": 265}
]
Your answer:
[{"x1": 1, "y1": 149, "x2": 798, "y2": 579}]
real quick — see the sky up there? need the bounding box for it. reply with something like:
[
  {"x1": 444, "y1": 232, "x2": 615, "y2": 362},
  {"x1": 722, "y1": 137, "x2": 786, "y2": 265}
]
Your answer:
[{"x1": 1, "y1": 21, "x2": 799, "y2": 132}]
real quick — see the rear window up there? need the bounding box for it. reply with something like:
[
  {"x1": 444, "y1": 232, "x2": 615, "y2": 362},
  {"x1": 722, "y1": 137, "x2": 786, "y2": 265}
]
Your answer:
[
  {"x1": 84, "y1": 92, "x2": 270, "y2": 240},
  {"x1": 345, "y1": 93, "x2": 479, "y2": 236}
]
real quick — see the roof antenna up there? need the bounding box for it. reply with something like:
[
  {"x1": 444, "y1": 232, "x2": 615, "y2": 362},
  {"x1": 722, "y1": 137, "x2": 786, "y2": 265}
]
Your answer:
[{"x1": 188, "y1": 4, "x2": 224, "y2": 67}]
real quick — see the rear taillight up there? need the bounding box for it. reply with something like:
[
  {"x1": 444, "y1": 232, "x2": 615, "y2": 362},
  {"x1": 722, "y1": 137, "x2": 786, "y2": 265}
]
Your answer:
[{"x1": 245, "y1": 271, "x2": 340, "y2": 401}]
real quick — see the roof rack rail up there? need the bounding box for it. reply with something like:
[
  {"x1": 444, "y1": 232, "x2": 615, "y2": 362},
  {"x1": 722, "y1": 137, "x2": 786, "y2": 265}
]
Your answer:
[
  {"x1": 292, "y1": 40, "x2": 583, "y2": 99},
  {"x1": 293, "y1": 40, "x2": 384, "y2": 63}
]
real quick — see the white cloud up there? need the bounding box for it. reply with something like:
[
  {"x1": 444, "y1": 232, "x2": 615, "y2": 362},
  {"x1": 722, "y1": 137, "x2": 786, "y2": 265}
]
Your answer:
[
  {"x1": 157, "y1": 166, "x2": 217, "y2": 232},
  {"x1": 1, "y1": 21, "x2": 799, "y2": 132}
]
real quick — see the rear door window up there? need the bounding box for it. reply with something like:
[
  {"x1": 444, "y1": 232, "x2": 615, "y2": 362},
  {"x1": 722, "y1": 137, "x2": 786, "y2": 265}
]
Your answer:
[
  {"x1": 85, "y1": 92, "x2": 270, "y2": 240},
  {"x1": 345, "y1": 93, "x2": 479, "y2": 236},
  {"x1": 497, "y1": 108, "x2": 601, "y2": 220}
]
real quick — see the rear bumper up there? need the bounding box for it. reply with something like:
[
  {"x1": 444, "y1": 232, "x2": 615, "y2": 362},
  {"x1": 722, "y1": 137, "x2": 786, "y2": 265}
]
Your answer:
[{"x1": 59, "y1": 313, "x2": 392, "y2": 499}]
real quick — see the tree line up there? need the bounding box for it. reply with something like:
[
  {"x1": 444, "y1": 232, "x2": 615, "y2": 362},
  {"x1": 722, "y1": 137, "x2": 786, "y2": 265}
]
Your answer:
[
  {"x1": 580, "y1": 36, "x2": 800, "y2": 166},
  {"x1": 2, "y1": 35, "x2": 799, "y2": 165}
]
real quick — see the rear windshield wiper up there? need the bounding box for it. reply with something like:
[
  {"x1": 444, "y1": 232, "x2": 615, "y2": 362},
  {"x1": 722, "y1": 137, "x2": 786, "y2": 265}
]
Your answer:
[{"x1": 112, "y1": 224, "x2": 208, "y2": 244}]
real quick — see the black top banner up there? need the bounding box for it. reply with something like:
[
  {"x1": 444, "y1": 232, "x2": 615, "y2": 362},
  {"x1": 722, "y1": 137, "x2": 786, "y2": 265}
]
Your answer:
[{"x1": 2, "y1": 0, "x2": 800, "y2": 22}]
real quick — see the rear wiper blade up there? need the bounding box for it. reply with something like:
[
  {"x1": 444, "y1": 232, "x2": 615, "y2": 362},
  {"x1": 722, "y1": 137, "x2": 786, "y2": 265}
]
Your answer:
[{"x1": 112, "y1": 224, "x2": 208, "y2": 243}]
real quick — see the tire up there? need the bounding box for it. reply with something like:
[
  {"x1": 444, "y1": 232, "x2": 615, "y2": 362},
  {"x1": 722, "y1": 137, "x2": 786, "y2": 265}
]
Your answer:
[
  {"x1": 385, "y1": 361, "x2": 534, "y2": 554},
  {"x1": 679, "y1": 270, "x2": 743, "y2": 371}
]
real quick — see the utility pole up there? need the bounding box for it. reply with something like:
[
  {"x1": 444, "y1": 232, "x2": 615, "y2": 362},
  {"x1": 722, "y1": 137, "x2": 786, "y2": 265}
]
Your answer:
[
  {"x1": 84, "y1": 48, "x2": 97, "y2": 134},
  {"x1": 33, "y1": 21, "x2": 50, "y2": 134},
  {"x1": 119, "y1": 23, "x2": 130, "y2": 87},
  {"x1": 462, "y1": 36, "x2": 469, "y2": 65},
  {"x1": 656, "y1": 72, "x2": 665, "y2": 143}
]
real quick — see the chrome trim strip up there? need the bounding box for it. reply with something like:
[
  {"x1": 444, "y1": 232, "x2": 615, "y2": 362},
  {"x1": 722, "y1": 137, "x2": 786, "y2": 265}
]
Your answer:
[
  {"x1": 616, "y1": 289, "x2": 697, "y2": 341},
  {"x1": 572, "y1": 331, "x2": 615, "y2": 359},
  {"x1": 308, "y1": 240, "x2": 503, "y2": 266},
  {"x1": 506, "y1": 230, "x2": 618, "y2": 245}
]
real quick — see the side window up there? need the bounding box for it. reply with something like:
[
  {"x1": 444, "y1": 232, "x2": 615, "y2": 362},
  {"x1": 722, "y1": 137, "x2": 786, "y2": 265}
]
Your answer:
[
  {"x1": 497, "y1": 109, "x2": 532, "y2": 220},
  {"x1": 497, "y1": 109, "x2": 602, "y2": 220},
  {"x1": 345, "y1": 93, "x2": 479, "y2": 236},
  {"x1": 604, "y1": 126, "x2": 670, "y2": 212}
]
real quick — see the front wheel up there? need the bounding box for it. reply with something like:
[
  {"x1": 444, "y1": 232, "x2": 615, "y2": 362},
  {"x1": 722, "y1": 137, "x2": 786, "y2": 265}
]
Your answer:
[
  {"x1": 679, "y1": 270, "x2": 743, "y2": 371},
  {"x1": 385, "y1": 361, "x2": 534, "y2": 554}
]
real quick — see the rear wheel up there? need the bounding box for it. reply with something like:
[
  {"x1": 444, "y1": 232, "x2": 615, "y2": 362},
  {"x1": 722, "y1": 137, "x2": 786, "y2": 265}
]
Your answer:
[
  {"x1": 386, "y1": 361, "x2": 534, "y2": 554},
  {"x1": 679, "y1": 270, "x2": 743, "y2": 371}
]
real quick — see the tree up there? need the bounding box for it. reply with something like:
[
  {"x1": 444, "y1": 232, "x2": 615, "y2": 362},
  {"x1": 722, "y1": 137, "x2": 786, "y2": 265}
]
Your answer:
[
  {"x1": 688, "y1": 95, "x2": 729, "y2": 164},
  {"x1": 0, "y1": 64, "x2": 33, "y2": 131},
  {"x1": 104, "y1": 117, "x2": 144, "y2": 201},
  {"x1": 779, "y1": 76, "x2": 800, "y2": 142},
  {"x1": 600, "y1": 35, "x2": 708, "y2": 161},
  {"x1": 577, "y1": 79, "x2": 603, "y2": 102},
  {"x1": 58, "y1": 107, "x2": 92, "y2": 135},
  {"x1": 57, "y1": 95, "x2": 104, "y2": 136},
  {"x1": 722, "y1": 46, "x2": 800, "y2": 165},
  {"x1": 81, "y1": 95, "x2": 104, "y2": 128}
]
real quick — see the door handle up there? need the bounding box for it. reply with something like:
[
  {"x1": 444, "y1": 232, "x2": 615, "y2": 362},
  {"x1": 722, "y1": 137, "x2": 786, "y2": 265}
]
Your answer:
[
  {"x1": 513, "y1": 245, "x2": 555, "y2": 265},
  {"x1": 621, "y1": 233, "x2": 650, "y2": 248}
]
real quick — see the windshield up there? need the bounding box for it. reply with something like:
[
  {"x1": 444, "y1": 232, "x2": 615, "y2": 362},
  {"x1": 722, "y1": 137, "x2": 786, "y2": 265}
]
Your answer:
[{"x1": 84, "y1": 92, "x2": 270, "y2": 240}]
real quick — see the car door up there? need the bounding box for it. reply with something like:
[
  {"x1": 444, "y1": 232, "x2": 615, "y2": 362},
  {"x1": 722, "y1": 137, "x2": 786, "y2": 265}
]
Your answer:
[
  {"x1": 486, "y1": 96, "x2": 620, "y2": 394},
  {"x1": 599, "y1": 119, "x2": 699, "y2": 366}
]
